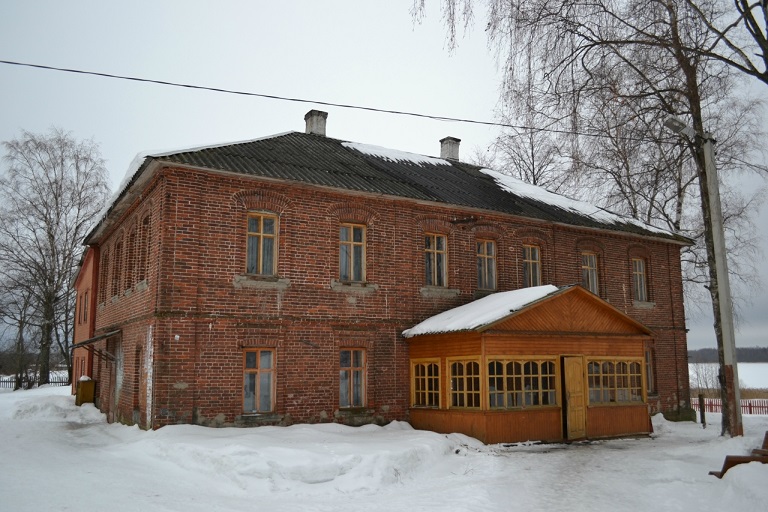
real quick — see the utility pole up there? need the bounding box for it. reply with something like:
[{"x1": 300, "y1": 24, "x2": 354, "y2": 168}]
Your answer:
[
  {"x1": 700, "y1": 132, "x2": 742, "y2": 436},
  {"x1": 664, "y1": 117, "x2": 742, "y2": 437}
]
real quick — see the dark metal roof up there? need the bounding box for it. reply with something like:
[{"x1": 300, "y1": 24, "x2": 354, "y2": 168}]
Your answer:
[{"x1": 142, "y1": 131, "x2": 688, "y2": 243}]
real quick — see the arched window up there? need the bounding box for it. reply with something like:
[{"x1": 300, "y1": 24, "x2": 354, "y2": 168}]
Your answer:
[
  {"x1": 138, "y1": 213, "x2": 151, "y2": 282},
  {"x1": 476, "y1": 239, "x2": 497, "y2": 291},
  {"x1": 98, "y1": 247, "x2": 110, "y2": 304},
  {"x1": 522, "y1": 244, "x2": 541, "y2": 287},
  {"x1": 631, "y1": 257, "x2": 648, "y2": 302},
  {"x1": 111, "y1": 239, "x2": 123, "y2": 298},
  {"x1": 339, "y1": 223, "x2": 366, "y2": 283},
  {"x1": 126, "y1": 224, "x2": 137, "y2": 289},
  {"x1": 425, "y1": 233, "x2": 448, "y2": 287},
  {"x1": 246, "y1": 212, "x2": 278, "y2": 276}
]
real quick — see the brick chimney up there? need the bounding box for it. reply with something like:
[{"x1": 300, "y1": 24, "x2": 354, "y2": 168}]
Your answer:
[
  {"x1": 440, "y1": 136, "x2": 461, "y2": 161},
  {"x1": 305, "y1": 110, "x2": 328, "y2": 136}
]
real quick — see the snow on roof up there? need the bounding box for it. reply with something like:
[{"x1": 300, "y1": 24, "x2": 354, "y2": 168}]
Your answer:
[
  {"x1": 402, "y1": 285, "x2": 560, "y2": 338},
  {"x1": 91, "y1": 132, "x2": 677, "y2": 245},
  {"x1": 342, "y1": 141, "x2": 451, "y2": 166},
  {"x1": 478, "y1": 168, "x2": 673, "y2": 236}
]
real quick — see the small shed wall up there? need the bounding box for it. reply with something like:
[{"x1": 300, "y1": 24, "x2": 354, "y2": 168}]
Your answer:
[
  {"x1": 410, "y1": 408, "x2": 563, "y2": 444},
  {"x1": 587, "y1": 404, "x2": 650, "y2": 438}
]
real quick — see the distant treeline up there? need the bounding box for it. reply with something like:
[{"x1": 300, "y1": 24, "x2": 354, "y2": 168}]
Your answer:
[{"x1": 688, "y1": 346, "x2": 768, "y2": 363}]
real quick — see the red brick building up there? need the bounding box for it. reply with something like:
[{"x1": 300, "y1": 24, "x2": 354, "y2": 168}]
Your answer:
[{"x1": 72, "y1": 110, "x2": 691, "y2": 440}]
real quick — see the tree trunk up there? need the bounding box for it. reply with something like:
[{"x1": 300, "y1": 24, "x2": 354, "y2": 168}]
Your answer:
[{"x1": 665, "y1": 0, "x2": 734, "y2": 436}]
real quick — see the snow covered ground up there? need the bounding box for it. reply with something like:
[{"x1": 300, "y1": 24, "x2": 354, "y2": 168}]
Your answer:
[{"x1": 1, "y1": 386, "x2": 766, "y2": 512}]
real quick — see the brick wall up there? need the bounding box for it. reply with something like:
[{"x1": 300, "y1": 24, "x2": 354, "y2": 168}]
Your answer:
[
  {"x1": 72, "y1": 247, "x2": 97, "y2": 393},
  {"x1": 85, "y1": 165, "x2": 690, "y2": 428}
]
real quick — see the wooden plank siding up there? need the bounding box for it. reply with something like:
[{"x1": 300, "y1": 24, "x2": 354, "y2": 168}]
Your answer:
[
  {"x1": 483, "y1": 335, "x2": 646, "y2": 358},
  {"x1": 586, "y1": 404, "x2": 651, "y2": 439},
  {"x1": 409, "y1": 408, "x2": 563, "y2": 444},
  {"x1": 492, "y1": 290, "x2": 651, "y2": 336},
  {"x1": 408, "y1": 334, "x2": 482, "y2": 359}
]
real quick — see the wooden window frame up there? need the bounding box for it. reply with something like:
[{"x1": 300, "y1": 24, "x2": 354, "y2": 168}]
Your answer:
[
  {"x1": 488, "y1": 357, "x2": 557, "y2": 409},
  {"x1": 476, "y1": 239, "x2": 497, "y2": 291},
  {"x1": 644, "y1": 346, "x2": 657, "y2": 395},
  {"x1": 339, "y1": 223, "x2": 366, "y2": 283},
  {"x1": 78, "y1": 291, "x2": 89, "y2": 324},
  {"x1": 581, "y1": 252, "x2": 599, "y2": 295},
  {"x1": 243, "y1": 348, "x2": 276, "y2": 414},
  {"x1": 522, "y1": 244, "x2": 541, "y2": 288},
  {"x1": 448, "y1": 358, "x2": 481, "y2": 409},
  {"x1": 246, "y1": 212, "x2": 278, "y2": 276},
  {"x1": 424, "y1": 233, "x2": 448, "y2": 287},
  {"x1": 411, "y1": 359, "x2": 441, "y2": 408},
  {"x1": 339, "y1": 348, "x2": 366, "y2": 408},
  {"x1": 587, "y1": 359, "x2": 644, "y2": 405},
  {"x1": 631, "y1": 257, "x2": 648, "y2": 302}
]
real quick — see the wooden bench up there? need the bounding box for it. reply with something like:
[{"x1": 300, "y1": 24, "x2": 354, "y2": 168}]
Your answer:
[
  {"x1": 709, "y1": 431, "x2": 768, "y2": 478},
  {"x1": 752, "y1": 433, "x2": 768, "y2": 456},
  {"x1": 709, "y1": 455, "x2": 768, "y2": 478}
]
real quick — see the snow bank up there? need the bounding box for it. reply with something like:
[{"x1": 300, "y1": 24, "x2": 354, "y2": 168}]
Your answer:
[{"x1": 1, "y1": 386, "x2": 767, "y2": 512}]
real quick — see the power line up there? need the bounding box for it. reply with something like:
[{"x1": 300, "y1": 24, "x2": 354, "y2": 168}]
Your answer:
[
  {"x1": 730, "y1": 156, "x2": 768, "y2": 174},
  {"x1": 2, "y1": 58, "x2": 646, "y2": 142}
]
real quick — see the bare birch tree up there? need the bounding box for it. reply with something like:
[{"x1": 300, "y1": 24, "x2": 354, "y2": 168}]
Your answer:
[
  {"x1": 679, "y1": 0, "x2": 768, "y2": 86},
  {"x1": 0, "y1": 128, "x2": 110, "y2": 384}
]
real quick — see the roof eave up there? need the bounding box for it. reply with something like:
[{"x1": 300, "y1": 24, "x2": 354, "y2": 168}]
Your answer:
[{"x1": 84, "y1": 157, "x2": 159, "y2": 245}]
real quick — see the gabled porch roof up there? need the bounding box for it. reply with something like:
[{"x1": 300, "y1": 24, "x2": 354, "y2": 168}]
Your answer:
[{"x1": 403, "y1": 285, "x2": 653, "y2": 339}]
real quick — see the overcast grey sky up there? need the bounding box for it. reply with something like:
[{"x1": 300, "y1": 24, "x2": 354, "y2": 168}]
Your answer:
[{"x1": 1, "y1": 1, "x2": 765, "y2": 350}]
